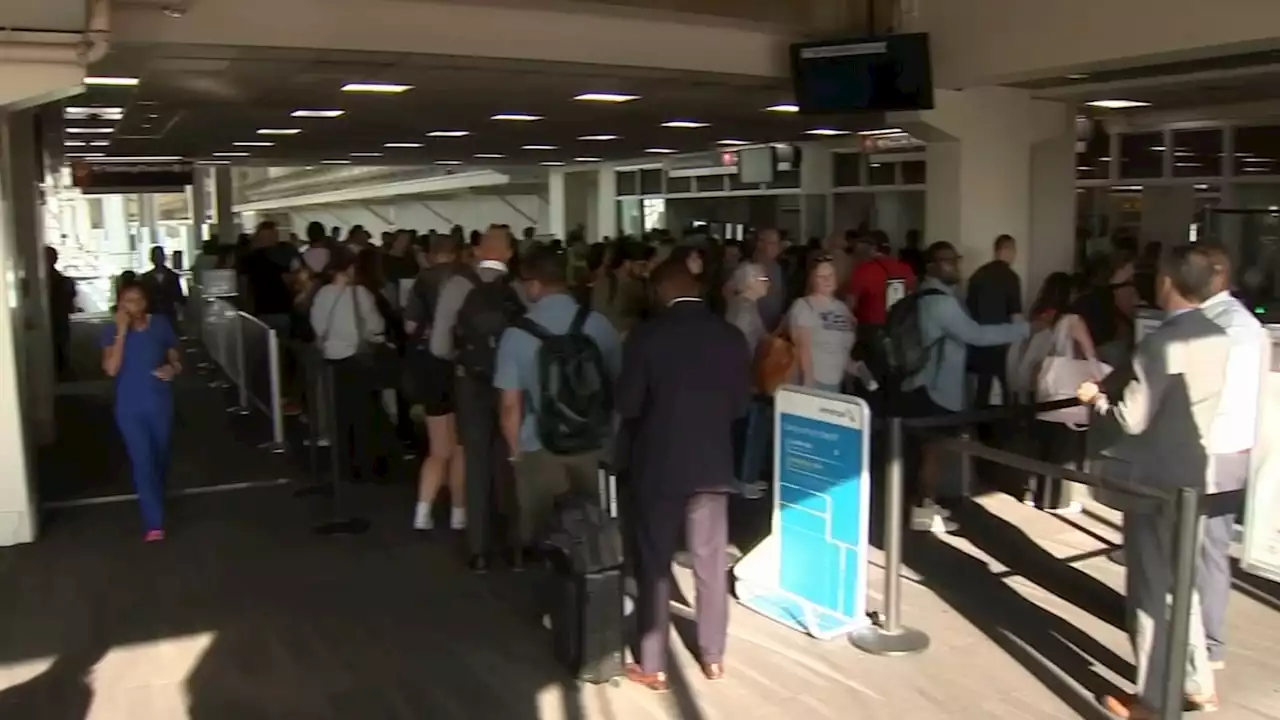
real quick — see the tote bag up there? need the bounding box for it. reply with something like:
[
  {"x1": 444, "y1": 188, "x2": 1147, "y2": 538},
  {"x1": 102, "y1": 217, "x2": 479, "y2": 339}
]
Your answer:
[
  {"x1": 1036, "y1": 319, "x2": 1110, "y2": 427},
  {"x1": 755, "y1": 324, "x2": 797, "y2": 395}
]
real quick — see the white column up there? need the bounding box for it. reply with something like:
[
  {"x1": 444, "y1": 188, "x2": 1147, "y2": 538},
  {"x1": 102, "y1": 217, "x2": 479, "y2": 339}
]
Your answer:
[
  {"x1": 799, "y1": 141, "x2": 834, "y2": 241},
  {"x1": 595, "y1": 166, "x2": 618, "y2": 241},
  {"x1": 895, "y1": 87, "x2": 1077, "y2": 299},
  {"x1": 214, "y1": 166, "x2": 237, "y2": 244},
  {"x1": 189, "y1": 166, "x2": 208, "y2": 257},
  {"x1": 138, "y1": 192, "x2": 159, "y2": 261},
  {"x1": 103, "y1": 194, "x2": 130, "y2": 270},
  {"x1": 547, "y1": 168, "x2": 568, "y2": 240}
]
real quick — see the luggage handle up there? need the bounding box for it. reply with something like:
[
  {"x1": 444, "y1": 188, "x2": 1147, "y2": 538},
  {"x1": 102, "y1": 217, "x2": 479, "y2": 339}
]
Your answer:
[{"x1": 597, "y1": 463, "x2": 618, "y2": 520}]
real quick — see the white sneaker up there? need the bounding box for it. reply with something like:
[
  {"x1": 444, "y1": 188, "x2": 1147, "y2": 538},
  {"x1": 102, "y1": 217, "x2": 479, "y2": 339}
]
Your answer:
[
  {"x1": 449, "y1": 507, "x2": 467, "y2": 530},
  {"x1": 413, "y1": 503, "x2": 433, "y2": 531},
  {"x1": 910, "y1": 505, "x2": 958, "y2": 533},
  {"x1": 919, "y1": 500, "x2": 952, "y2": 519},
  {"x1": 1043, "y1": 501, "x2": 1083, "y2": 516}
]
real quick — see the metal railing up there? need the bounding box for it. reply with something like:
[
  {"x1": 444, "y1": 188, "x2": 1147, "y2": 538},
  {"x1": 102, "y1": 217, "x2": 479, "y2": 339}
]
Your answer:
[{"x1": 851, "y1": 398, "x2": 1203, "y2": 720}]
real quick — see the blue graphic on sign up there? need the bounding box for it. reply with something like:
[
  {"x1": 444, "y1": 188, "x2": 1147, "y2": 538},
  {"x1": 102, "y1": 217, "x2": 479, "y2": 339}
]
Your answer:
[{"x1": 733, "y1": 386, "x2": 871, "y2": 639}]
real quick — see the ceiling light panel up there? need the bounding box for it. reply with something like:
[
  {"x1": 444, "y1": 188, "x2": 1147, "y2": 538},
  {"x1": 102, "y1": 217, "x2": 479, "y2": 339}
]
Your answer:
[
  {"x1": 574, "y1": 93, "x2": 640, "y2": 103},
  {"x1": 321, "y1": 159, "x2": 353, "y2": 164},
  {"x1": 716, "y1": 139, "x2": 750, "y2": 146},
  {"x1": 644, "y1": 148, "x2": 678, "y2": 154},
  {"x1": 541, "y1": 161, "x2": 567, "y2": 166},
  {"x1": 427, "y1": 130, "x2": 470, "y2": 137},
  {"x1": 257, "y1": 128, "x2": 302, "y2": 135},
  {"x1": 522, "y1": 145, "x2": 558, "y2": 150},
  {"x1": 491, "y1": 113, "x2": 543, "y2": 121},
  {"x1": 384, "y1": 142, "x2": 424, "y2": 148},
  {"x1": 578, "y1": 135, "x2": 620, "y2": 141},
  {"x1": 349, "y1": 152, "x2": 384, "y2": 157},
  {"x1": 435, "y1": 160, "x2": 463, "y2": 165},
  {"x1": 857, "y1": 128, "x2": 904, "y2": 136},
  {"x1": 661, "y1": 121, "x2": 710, "y2": 129},
  {"x1": 340, "y1": 82, "x2": 412, "y2": 93},
  {"x1": 765, "y1": 103, "x2": 799, "y2": 113},
  {"x1": 234, "y1": 141, "x2": 274, "y2": 147},
  {"x1": 84, "y1": 76, "x2": 139, "y2": 87},
  {"x1": 574, "y1": 157, "x2": 602, "y2": 162},
  {"x1": 805, "y1": 128, "x2": 850, "y2": 136},
  {"x1": 474, "y1": 153, "x2": 506, "y2": 158},
  {"x1": 65, "y1": 152, "x2": 106, "y2": 158},
  {"x1": 213, "y1": 152, "x2": 251, "y2": 157},
  {"x1": 65, "y1": 127, "x2": 114, "y2": 134},
  {"x1": 96, "y1": 156, "x2": 182, "y2": 162},
  {"x1": 1085, "y1": 99, "x2": 1151, "y2": 109},
  {"x1": 291, "y1": 109, "x2": 345, "y2": 118}
]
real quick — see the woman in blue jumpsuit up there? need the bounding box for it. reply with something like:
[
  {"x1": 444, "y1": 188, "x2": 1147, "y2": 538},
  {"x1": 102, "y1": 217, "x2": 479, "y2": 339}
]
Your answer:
[{"x1": 101, "y1": 280, "x2": 181, "y2": 541}]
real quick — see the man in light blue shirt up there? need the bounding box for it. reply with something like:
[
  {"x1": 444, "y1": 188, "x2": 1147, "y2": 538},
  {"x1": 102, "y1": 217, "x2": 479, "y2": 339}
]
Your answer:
[
  {"x1": 901, "y1": 241, "x2": 1031, "y2": 532},
  {"x1": 494, "y1": 245, "x2": 622, "y2": 551}
]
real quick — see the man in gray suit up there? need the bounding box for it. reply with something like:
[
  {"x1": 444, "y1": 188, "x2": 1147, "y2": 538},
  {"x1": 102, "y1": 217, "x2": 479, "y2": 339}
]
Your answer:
[{"x1": 1077, "y1": 245, "x2": 1228, "y2": 719}]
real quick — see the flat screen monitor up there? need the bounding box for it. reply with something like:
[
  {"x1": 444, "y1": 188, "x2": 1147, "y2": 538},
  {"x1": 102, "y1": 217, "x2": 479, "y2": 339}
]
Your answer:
[
  {"x1": 737, "y1": 146, "x2": 775, "y2": 184},
  {"x1": 790, "y1": 33, "x2": 934, "y2": 114}
]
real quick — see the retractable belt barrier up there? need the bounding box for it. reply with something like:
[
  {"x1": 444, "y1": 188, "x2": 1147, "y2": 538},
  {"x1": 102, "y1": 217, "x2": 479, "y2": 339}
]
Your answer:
[{"x1": 854, "y1": 398, "x2": 1198, "y2": 720}]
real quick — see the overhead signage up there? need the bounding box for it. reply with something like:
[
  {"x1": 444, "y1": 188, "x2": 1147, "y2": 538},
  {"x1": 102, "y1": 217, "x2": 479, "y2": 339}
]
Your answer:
[
  {"x1": 667, "y1": 150, "x2": 738, "y2": 178},
  {"x1": 1242, "y1": 327, "x2": 1280, "y2": 583},
  {"x1": 71, "y1": 161, "x2": 194, "y2": 194},
  {"x1": 861, "y1": 133, "x2": 924, "y2": 153},
  {"x1": 734, "y1": 386, "x2": 871, "y2": 639}
]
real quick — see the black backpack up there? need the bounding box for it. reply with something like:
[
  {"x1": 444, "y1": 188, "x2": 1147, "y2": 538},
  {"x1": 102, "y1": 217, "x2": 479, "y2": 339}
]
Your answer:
[
  {"x1": 453, "y1": 267, "x2": 524, "y2": 380},
  {"x1": 879, "y1": 288, "x2": 945, "y2": 384},
  {"x1": 511, "y1": 302, "x2": 613, "y2": 456}
]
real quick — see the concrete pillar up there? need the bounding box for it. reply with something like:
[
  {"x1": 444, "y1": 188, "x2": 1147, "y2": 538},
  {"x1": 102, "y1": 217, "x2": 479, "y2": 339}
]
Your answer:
[
  {"x1": 138, "y1": 192, "x2": 159, "y2": 263},
  {"x1": 189, "y1": 166, "x2": 208, "y2": 256},
  {"x1": 595, "y1": 166, "x2": 618, "y2": 241},
  {"x1": 103, "y1": 194, "x2": 129, "y2": 270},
  {"x1": 894, "y1": 87, "x2": 1077, "y2": 300},
  {"x1": 547, "y1": 169, "x2": 567, "y2": 240},
  {"x1": 799, "y1": 142, "x2": 834, "y2": 241},
  {"x1": 214, "y1": 166, "x2": 237, "y2": 244}
]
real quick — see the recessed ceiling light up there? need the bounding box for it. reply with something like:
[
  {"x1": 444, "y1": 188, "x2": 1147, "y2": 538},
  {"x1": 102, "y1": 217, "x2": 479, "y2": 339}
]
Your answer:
[
  {"x1": 578, "y1": 134, "x2": 620, "y2": 141},
  {"x1": 96, "y1": 156, "x2": 183, "y2": 162},
  {"x1": 321, "y1": 159, "x2": 353, "y2": 164},
  {"x1": 661, "y1": 120, "x2": 710, "y2": 129},
  {"x1": 541, "y1": 161, "x2": 567, "y2": 166},
  {"x1": 522, "y1": 145, "x2": 558, "y2": 150},
  {"x1": 383, "y1": 142, "x2": 424, "y2": 148},
  {"x1": 765, "y1": 103, "x2": 800, "y2": 113},
  {"x1": 644, "y1": 148, "x2": 678, "y2": 154},
  {"x1": 574, "y1": 93, "x2": 640, "y2": 103},
  {"x1": 805, "y1": 128, "x2": 851, "y2": 136},
  {"x1": 89, "y1": 141, "x2": 111, "y2": 147},
  {"x1": 234, "y1": 141, "x2": 274, "y2": 147},
  {"x1": 65, "y1": 127, "x2": 114, "y2": 134},
  {"x1": 574, "y1": 157, "x2": 602, "y2": 162},
  {"x1": 291, "y1": 109, "x2": 346, "y2": 118},
  {"x1": 64, "y1": 106, "x2": 124, "y2": 116},
  {"x1": 350, "y1": 152, "x2": 384, "y2": 157},
  {"x1": 84, "y1": 76, "x2": 139, "y2": 86},
  {"x1": 427, "y1": 130, "x2": 470, "y2": 137},
  {"x1": 1243, "y1": 157, "x2": 1274, "y2": 162},
  {"x1": 257, "y1": 128, "x2": 302, "y2": 135},
  {"x1": 474, "y1": 153, "x2": 506, "y2": 159},
  {"x1": 340, "y1": 82, "x2": 412, "y2": 93},
  {"x1": 201, "y1": 160, "x2": 231, "y2": 165},
  {"x1": 491, "y1": 113, "x2": 543, "y2": 122},
  {"x1": 1077, "y1": 166, "x2": 1093, "y2": 171},
  {"x1": 1066, "y1": 73, "x2": 1091, "y2": 80},
  {"x1": 213, "y1": 152, "x2": 251, "y2": 157},
  {"x1": 1150, "y1": 146, "x2": 1167, "y2": 151},
  {"x1": 857, "y1": 128, "x2": 904, "y2": 136},
  {"x1": 65, "y1": 152, "x2": 106, "y2": 158},
  {"x1": 1085, "y1": 99, "x2": 1151, "y2": 109},
  {"x1": 716, "y1": 139, "x2": 750, "y2": 146},
  {"x1": 435, "y1": 160, "x2": 464, "y2": 165},
  {"x1": 64, "y1": 140, "x2": 86, "y2": 147}
]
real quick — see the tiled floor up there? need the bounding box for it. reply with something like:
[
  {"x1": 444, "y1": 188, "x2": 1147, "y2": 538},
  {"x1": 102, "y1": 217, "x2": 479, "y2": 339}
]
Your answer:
[{"x1": 9, "y1": 330, "x2": 1280, "y2": 718}]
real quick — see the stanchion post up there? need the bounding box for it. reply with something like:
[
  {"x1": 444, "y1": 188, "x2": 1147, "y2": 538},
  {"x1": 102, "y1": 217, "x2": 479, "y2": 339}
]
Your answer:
[
  {"x1": 1161, "y1": 486, "x2": 1200, "y2": 720},
  {"x1": 228, "y1": 313, "x2": 250, "y2": 415},
  {"x1": 312, "y1": 361, "x2": 370, "y2": 535},
  {"x1": 208, "y1": 306, "x2": 229, "y2": 389},
  {"x1": 850, "y1": 415, "x2": 930, "y2": 655},
  {"x1": 260, "y1": 329, "x2": 287, "y2": 453},
  {"x1": 958, "y1": 428, "x2": 974, "y2": 499},
  {"x1": 293, "y1": 346, "x2": 331, "y2": 499}
]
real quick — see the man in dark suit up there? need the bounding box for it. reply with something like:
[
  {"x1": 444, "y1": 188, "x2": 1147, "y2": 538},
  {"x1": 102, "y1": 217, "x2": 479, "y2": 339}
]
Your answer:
[{"x1": 617, "y1": 258, "x2": 752, "y2": 691}]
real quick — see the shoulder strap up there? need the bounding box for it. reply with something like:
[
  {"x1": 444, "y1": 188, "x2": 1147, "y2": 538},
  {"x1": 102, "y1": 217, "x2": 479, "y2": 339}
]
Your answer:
[
  {"x1": 568, "y1": 299, "x2": 592, "y2": 335},
  {"x1": 456, "y1": 264, "x2": 483, "y2": 288},
  {"x1": 511, "y1": 315, "x2": 554, "y2": 342}
]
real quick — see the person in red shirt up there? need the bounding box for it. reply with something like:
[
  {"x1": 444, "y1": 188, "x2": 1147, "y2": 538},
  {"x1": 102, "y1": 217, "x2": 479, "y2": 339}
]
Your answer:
[{"x1": 846, "y1": 230, "x2": 917, "y2": 326}]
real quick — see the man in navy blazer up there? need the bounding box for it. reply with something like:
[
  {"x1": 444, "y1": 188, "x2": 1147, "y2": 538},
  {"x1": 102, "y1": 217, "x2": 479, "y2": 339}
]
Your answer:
[{"x1": 616, "y1": 258, "x2": 752, "y2": 691}]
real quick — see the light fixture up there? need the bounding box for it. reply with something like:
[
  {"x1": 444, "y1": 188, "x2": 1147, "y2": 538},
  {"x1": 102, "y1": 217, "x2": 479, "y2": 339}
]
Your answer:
[
  {"x1": 1066, "y1": 73, "x2": 1090, "y2": 80},
  {"x1": 233, "y1": 141, "x2": 275, "y2": 147},
  {"x1": 1098, "y1": 156, "x2": 1112, "y2": 161},
  {"x1": 89, "y1": 141, "x2": 111, "y2": 147},
  {"x1": 574, "y1": 92, "x2": 640, "y2": 103},
  {"x1": 96, "y1": 156, "x2": 183, "y2": 162},
  {"x1": 321, "y1": 159, "x2": 353, "y2": 164},
  {"x1": 1242, "y1": 156, "x2": 1273, "y2": 162},
  {"x1": 579, "y1": 134, "x2": 620, "y2": 141},
  {"x1": 350, "y1": 152, "x2": 384, "y2": 157},
  {"x1": 213, "y1": 152, "x2": 251, "y2": 157},
  {"x1": 1150, "y1": 146, "x2": 1167, "y2": 151},
  {"x1": 644, "y1": 148, "x2": 678, "y2": 154},
  {"x1": 384, "y1": 142, "x2": 424, "y2": 148},
  {"x1": 1175, "y1": 162, "x2": 1200, "y2": 168},
  {"x1": 1085, "y1": 99, "x2": 1151, "y2": 109},
  {"x1": 341, "y1": 82, "x2": 412, "y2": 93},
  {"x1": 805, "y1": 128, "x2": 851, "y2": 136},
  {"x1": 65, "y1": 106, "x2": 124, "y2": 117},
  {"x1": 84, "y1": 76, "x2": 140, "y2": 87},
  {"x1": 522, "y1": 144, "x2": 558, "y2": 150},
  {"x1": 490, "y1": 113, "x2": 543, "y2": 122},
  {"x1": 435, "y1": 160, "x2": 463, "y2": 165},
  {"x1": 427, "y1": 130, "x2": 470, "y2": 137},
  {"x1": 574, "y1": 157, "x2": 602, "y2": 162},
  {"x1": 1077, "y1": 166, "x2": 1093, "y2": 171},
  {"x1": 765, "y1": 103, "x2": 799, "y2": 113},
  {"x1": 65, "y1": 152, "x2": 106, "y2": 158},
  {"x1": 256, "y1": 128, "x2": 302, "y2": 135},
  {"x1": 661, "y1": 120, "x2": 710, "y2": 129},
  {"x1": 541, "y1": 161, "x2": 567, "y2": 166},
  {"x1": 200, "y1": 160, "x2": 231, "y2": 165},
  {"x1": 291, "y1": 109, "x2": 345, "y2": 118},
  {"x1": 65, "y1": 127, "x2": 114, "y2": 134},
  {"x1": 716, "y1": 139, "x2": 750, "y2": 146},
  {"x1": 64, "y1": 140, "x2": 86, "y2": 147},
  {"x1": 857, "y1": 128, "x2": 904, "y2": 136},
  {"x1": 474, "y1": 153, "x2": 506, "y2": 159}
]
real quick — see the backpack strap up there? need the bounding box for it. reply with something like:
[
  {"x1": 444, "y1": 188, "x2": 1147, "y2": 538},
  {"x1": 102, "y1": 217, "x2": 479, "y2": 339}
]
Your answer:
[
  {"x1": 568, "y1": 299, "x2": 592, "y2": 335},
  {"x1": 511, "y1": 316, "x2": 554, "y2": 342}
]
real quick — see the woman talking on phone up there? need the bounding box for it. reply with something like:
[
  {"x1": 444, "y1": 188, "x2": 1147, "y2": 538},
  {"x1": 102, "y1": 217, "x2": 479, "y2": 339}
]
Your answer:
[{"x1": 101, "y1": 279, "x2": 182, "y2": 541}]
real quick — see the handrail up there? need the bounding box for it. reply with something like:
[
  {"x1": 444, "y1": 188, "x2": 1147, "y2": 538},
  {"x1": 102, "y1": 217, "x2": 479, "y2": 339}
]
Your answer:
[{"x1": 899, "y1": 397, "x2": 1080, "y2": 430}]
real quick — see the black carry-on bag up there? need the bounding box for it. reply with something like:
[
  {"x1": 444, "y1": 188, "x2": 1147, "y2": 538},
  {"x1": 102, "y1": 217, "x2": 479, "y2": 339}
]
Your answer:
[{"x1": 544, "y1": 463, "x2": 626, "y2": 684}]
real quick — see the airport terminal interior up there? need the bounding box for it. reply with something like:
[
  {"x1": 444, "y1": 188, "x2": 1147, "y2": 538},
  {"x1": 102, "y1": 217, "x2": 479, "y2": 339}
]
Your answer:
[{"x1": 1, "y1": 0, "x2": 1280, "y2": 718}]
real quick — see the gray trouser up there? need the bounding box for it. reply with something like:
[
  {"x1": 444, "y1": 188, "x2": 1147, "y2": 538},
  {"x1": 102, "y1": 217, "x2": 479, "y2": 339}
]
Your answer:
[
  {"x1": 1199, "y1": 452, "x2": 1249, "y2": 663},
  {"x1": 455, "y1": 374, "x2": 513, "y2": 555},
  {"x1": 512, "y1": 449, "x2": 600, "y2": 545},
  {"x1": 1125, "y1": 509, "x2": 1215, "y2": 709}
]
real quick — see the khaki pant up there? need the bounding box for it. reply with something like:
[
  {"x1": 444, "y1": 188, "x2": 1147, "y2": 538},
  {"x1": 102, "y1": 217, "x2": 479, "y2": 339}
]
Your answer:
[{"x1": 513, "y1": 449, "x2": 601, "y2": 545}]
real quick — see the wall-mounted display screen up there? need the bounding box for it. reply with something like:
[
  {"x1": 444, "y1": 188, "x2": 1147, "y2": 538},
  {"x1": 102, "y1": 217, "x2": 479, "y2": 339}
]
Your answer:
[{"x1": 790, "y1": 33, "x2": 934, "y2": 114}]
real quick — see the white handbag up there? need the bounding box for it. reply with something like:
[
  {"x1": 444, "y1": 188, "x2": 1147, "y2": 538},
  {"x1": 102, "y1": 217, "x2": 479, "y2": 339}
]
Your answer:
[{"x1": 1035, "y1": 319, "x2": 1110, "y2": 427}]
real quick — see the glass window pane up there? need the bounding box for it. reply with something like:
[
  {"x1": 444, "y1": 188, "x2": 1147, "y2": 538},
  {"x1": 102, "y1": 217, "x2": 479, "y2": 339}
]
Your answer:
[
  {"x1": 1077, "y1": 123, "x2": 1111, "y2": 180},
  {"x1": 694, "y1": 175, "x2": 726, "y2": 193},
  {"x1": 771, "y1": 169, "x2": 800, "y2": 189},
  {"x1": 901, "y1": 160, "x2": 926, "y2": 185},
  {"x1": 1172, "y1": 128, "x2": 1222, "y2": 177},
  {"x1": 1119, "y1": 132, "x2": 1163, "y2": 179},
  {"x1": 616, "y1": 171, "x2": 639, "y2": 196},
  {"x1": 666, "y1": 175, "x2": 691, "y2": 194},
  {"x1": 639, "y1": 169, "x2": 662, "y2": 195},
  {"x1": 868, "y1": 161, "x2": 896, "y2": 186},
  {"x1": 833, "y1": 152, "x2": 861, "y2": 186},
  {"x1": 1233, "y1": 125, "x2": 1280, "y2": 176},
  {"x1": 729, "y1": 173, "x2": 763, "y2": 191}
]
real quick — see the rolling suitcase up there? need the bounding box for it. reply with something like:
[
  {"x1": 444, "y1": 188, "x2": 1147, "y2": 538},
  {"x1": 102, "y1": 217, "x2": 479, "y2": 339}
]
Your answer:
[{"x1": 547, "y1": 464, "x2": 626, "y2": 684}]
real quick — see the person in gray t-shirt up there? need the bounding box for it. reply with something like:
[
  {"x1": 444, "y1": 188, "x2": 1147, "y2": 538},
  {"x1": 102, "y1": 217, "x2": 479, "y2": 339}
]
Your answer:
[
  {"x1": 726, "y1": 262, "x2": 771, "y2": 359},
  {"x1": 788, "y1": 257, "x2": 855, "y2": 393}
]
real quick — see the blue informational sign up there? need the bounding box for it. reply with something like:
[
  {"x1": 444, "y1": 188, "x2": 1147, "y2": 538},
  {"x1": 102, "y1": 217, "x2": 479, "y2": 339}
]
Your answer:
[{"x1": 733, "y1": 386, "x2": 872, "y2": 639}]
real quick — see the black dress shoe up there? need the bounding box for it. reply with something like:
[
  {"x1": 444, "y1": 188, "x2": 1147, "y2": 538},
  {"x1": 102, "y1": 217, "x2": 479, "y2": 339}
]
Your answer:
[{"x1": 466, "y1": 554, "x2": 490, "y2": 574}]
